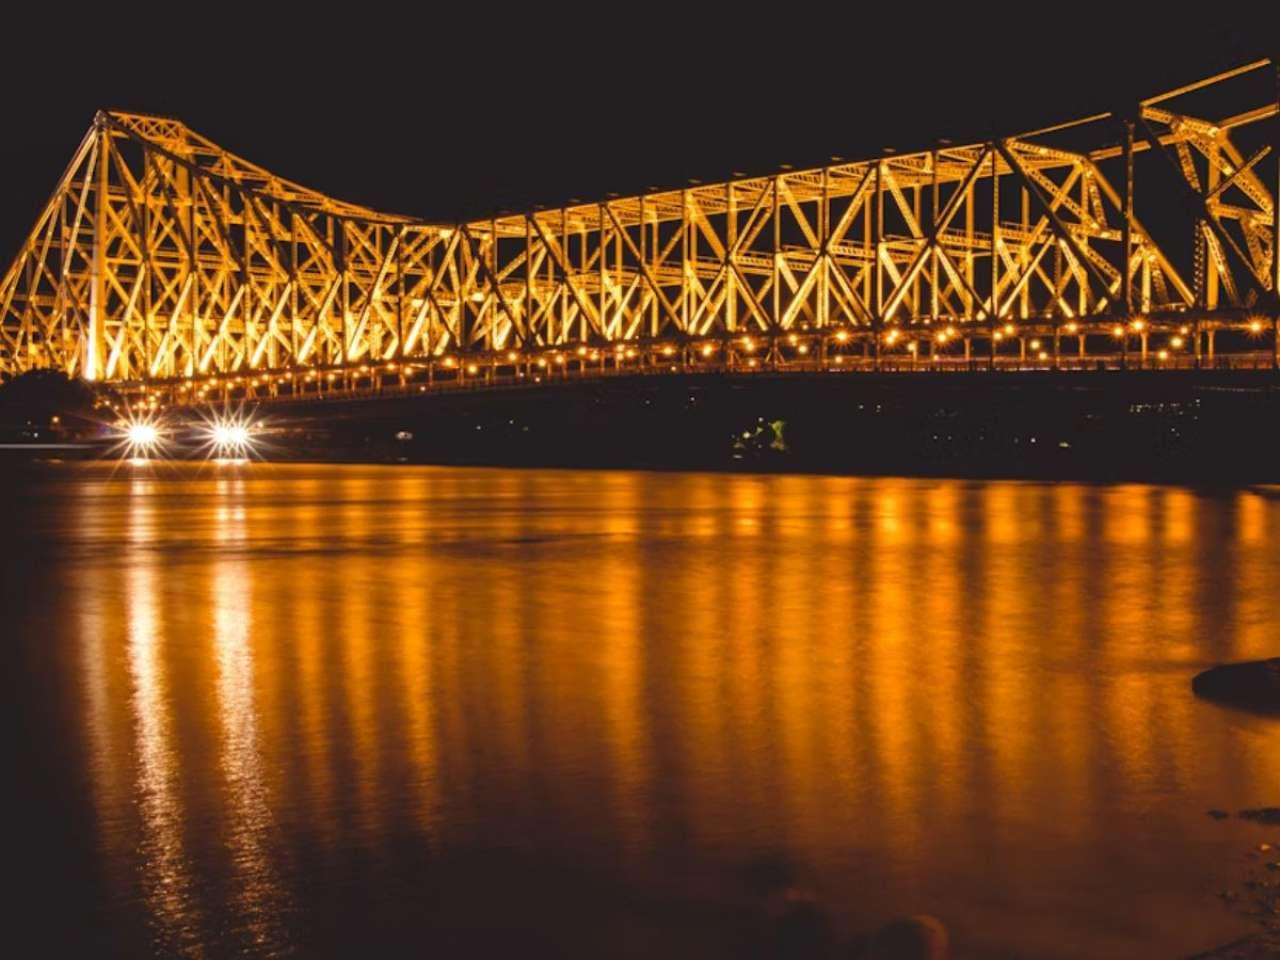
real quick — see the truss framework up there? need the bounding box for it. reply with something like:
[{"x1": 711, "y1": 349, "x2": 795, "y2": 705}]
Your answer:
[{"x1": 1, "y1": 61, "x2": 1277, "y2": 397}]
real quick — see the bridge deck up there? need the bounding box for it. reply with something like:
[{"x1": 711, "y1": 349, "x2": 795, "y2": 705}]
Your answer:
[{"x1": 106, "y1": 346, "x2": 1277, "y2": 415}]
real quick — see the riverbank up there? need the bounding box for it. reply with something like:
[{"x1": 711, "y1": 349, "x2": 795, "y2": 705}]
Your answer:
[{"x1": 7, "y1": 368, "x2": 1280, "y2": 482}]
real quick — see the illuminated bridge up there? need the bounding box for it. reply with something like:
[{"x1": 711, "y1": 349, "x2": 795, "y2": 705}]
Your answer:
[{"x1": 1, "y1": 60, "x2": 1277, "y2": 411}]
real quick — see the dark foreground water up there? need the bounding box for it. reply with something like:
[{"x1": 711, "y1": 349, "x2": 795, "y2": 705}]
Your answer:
[{"x1": 3, "y1": 462, "x2": 1279, "y2": 958}]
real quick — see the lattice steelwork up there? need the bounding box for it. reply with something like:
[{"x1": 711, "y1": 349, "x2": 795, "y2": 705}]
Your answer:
[{"x1": 1, "y1": 60, "x2": 1277, "y2": 403}]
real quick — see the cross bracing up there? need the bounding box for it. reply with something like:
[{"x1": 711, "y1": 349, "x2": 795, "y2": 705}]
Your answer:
[{"x1": 0, "y1": 60, "x2": 1277, "y2": 403}]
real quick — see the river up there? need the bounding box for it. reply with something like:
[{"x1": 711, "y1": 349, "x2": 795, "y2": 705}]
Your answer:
[{"x1": 3, "y1": 462, "x2": 1277, "y2": 958}]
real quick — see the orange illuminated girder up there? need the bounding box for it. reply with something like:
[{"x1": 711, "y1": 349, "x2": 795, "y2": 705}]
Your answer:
[{"x1": 0, "y1": 60, "x2": 1276, "y2": 398}]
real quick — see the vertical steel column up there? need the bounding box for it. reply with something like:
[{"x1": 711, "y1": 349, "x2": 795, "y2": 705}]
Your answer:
[
  {"x1": 1121, "y1": 114, "x2": 1135, "y2": 319},
  {"x1": 819, "y1": 168, "x2": 829, "y2": 330},
  {"x1": 725, "y1": 182, "x2": 736, "y2": 333},
  {"x1": 989, "y1": 145, "x2": 998, "y2": 370},
  {"x1": 338, "y1": 220, "x2": 350, "y2": 370},
  {"x1": 526, "y1": 215, "x2": 534, "y2": 346},
  {"x1": 86, "y1": 124, "x2": 107, "y2": 381},
  {"x1": 1273, "y1": 62, "x2": 1280, "y2": 367},
  {"x1": 598, "y1": 203, "x2": 607, "y2": 343},
  {"x1": 771, "y1": 175, "x2": 781, "y2": 365},
  {"x1": 873, "y1": 163, "x2": 883, "y2": 369},
  {"x1": 930, "y1": 148, "x2": 940, "y2": 322},
  {"x1": 561, "y1": 207, "x2": 570, "y2": 344},
  {"x1": 396, "y1": 227, "x2": 406, "y2": 359},
  {"x1": 680, "y1": 190, "x2": 690, "y2": 335}
]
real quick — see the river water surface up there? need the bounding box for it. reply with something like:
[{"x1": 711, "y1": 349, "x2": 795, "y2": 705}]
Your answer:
[{"x1": 4, "y1": 463, "x2": 1279, "y2": 958}]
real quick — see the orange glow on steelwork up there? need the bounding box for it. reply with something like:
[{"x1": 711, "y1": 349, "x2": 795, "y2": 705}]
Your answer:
[{"x1": 0, "y1": 62, "x2": 1275, "y2": 397}]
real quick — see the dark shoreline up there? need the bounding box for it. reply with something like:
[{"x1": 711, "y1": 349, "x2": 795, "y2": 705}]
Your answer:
[{"x1": 6, "y1": 368, "x2": 1280, "y2": 484}]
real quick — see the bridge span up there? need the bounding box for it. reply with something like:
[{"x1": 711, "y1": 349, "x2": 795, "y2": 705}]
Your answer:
[{"x1": 1, "y1": 60, "x2": 1277, "y2": 413}]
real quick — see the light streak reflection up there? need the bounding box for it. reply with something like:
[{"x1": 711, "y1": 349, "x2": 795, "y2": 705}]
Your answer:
[
  {"x1": 211, "y1": 477, "x2": 292, "y2": 954},
  {"x1": 125, "y1": 494, "x2": 204, "y2": 955}
]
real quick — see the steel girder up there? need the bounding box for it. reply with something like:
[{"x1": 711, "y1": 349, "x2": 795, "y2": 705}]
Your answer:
[{"x1": 0, "y1": 60, "x2": 1276, "y2": 394}]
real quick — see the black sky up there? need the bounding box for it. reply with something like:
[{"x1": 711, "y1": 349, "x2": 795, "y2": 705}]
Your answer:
[{"x1": 0, "y1": 5, "x2": 1268, "y2": 255}]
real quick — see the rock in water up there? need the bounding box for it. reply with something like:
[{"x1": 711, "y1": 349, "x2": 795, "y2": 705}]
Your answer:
[
  {"x1": 867, "y1": 915, "x2": 949, "y2": 959},
  {"x1": 1191, "y1": 659, "x2": 1280, "y2": 713},
  {"x1": 1239, "y1": 808, "x2": 1280, "y2": 825}
]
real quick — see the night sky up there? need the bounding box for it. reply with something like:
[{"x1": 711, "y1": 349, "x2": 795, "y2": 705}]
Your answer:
[{"x1": 0, "y1": 8, "x2": 1266, "y2": 255}]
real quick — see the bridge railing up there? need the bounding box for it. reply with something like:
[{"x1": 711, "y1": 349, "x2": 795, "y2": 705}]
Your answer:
[{"x1": 177, "y1": 350, "x2": 1276, "y2": 410}]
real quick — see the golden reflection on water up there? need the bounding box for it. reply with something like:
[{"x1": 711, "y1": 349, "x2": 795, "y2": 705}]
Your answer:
[
  {"x1": 125, "y1": 481, "x2": 204, "y2": 955},
  {"x1": 66, "y1": 464, "x2": 1280, "y2": 957},
  {"x1": 211, "y1": 477, "x2": 291, "y2": 952}
]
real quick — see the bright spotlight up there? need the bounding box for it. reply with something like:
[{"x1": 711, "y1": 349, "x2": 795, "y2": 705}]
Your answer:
[
  {"x1": 211, "y1": 423, "x2": 250, "y2": 446},
  {"x1": 206, "y1": 416, "x2": 256, "y2": 457},
  {"x1": 117, "y1": 417, "x2": 163, "y2": 458},
  {"x1": 127, "y1": 423, "x2": 158, "y2": 446}
]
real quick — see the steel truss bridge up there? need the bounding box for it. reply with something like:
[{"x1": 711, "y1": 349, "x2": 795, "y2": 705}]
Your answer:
[{"x1": 1, "y1": 60, "x2": 1278, "y2": 408}]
